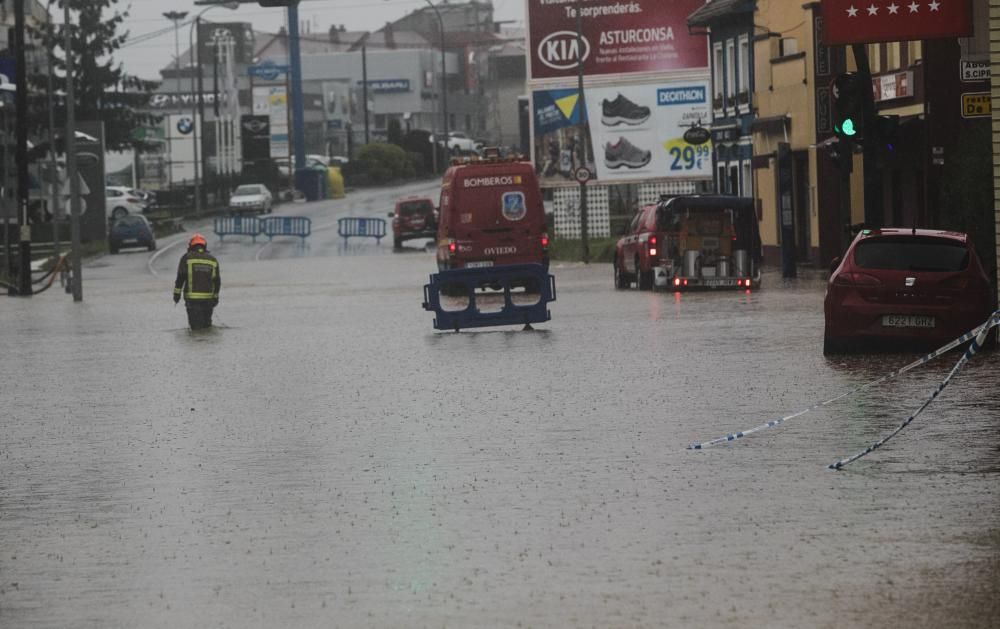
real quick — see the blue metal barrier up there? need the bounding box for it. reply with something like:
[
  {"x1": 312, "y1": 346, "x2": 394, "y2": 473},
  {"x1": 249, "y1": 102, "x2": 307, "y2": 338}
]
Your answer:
[
  {"x1": 422, "y1": 263, "x2": 556, "y2": 332},
  {"x1": 214, "y1": 215, "x2": 262, "y2": 242},
  {"x1": 261, "y1": 216, "x2": 312, "y2": 241},
  {"x1": 338, "y1": 217, "x2": 386, "y2": 244}
]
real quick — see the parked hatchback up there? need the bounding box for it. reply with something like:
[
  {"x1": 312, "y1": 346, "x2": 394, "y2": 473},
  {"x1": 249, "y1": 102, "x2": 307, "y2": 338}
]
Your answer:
[
  {"x1": 105, "y1": 186, "x2": 147, "y2": 220},
  {"x1": 824, "y1": 228, "x2": 993, "y2": 354},
  {"x1": 109, "y1": 215, "x2": 156, "y2": 254},
  {"x1": 389, "y1": 196, "x2": 437, "y2": 250}
]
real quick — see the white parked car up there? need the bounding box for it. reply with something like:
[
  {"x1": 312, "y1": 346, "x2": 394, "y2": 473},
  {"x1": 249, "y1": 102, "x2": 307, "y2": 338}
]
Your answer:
[
  {"x1": 275, "y1": 154, "x2": 332, "y2": 177},
  {"x1": 228, "y1": 184, "x2": 273, "y2": 214},
  {"x1": 442, "y1": 131, "x2": 479, "y2": 155},
  {"x1": 105, "y1": 186, "x2": 147, "y2": 220}
]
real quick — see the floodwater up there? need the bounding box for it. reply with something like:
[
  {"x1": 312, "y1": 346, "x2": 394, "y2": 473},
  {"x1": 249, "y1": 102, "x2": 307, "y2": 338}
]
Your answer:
[{"x1": 2, "y1": 194, "x2": 998, "y2": 627}]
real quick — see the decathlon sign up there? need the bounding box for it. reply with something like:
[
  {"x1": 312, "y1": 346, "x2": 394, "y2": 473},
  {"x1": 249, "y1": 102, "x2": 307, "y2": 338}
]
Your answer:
[
  {"x1": 527, "y1": 0, "x2": 708, "y2": 80},
  {"x1": 658, "y1": 86, "x2": 706, "y2": 106}
]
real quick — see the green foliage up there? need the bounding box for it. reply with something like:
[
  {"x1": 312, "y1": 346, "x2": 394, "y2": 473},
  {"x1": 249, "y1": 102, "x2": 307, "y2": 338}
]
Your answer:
[
  {"x1": 354, "y1": 142, "x2": 415, "y2": 184},
  {"x1": 26, "y1": 0, "x2": 160, "y2": 152},
  {"x1": 939, "y1": 122, "x2": 996, "y2": 281}
]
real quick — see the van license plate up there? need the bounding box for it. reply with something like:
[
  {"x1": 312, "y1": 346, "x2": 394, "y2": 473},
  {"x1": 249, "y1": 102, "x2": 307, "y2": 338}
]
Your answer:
[
  {"x1": 466, "y1": 261, "x2": 494, "y2": 268},
  {"x1": 882, "y1": 314, "x2": 935, "y2": 328}
]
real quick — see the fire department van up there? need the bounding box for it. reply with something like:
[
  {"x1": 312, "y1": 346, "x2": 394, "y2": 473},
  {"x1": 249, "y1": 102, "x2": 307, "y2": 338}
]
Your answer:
[{"x1": 435, "y1": 152, "x2": 549, "y2": 271}]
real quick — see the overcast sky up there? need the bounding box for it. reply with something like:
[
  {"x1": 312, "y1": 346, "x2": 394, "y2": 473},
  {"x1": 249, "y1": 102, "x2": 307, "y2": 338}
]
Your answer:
[{"x1": 117, "y1": 0, "x2": 525, "y2": 80}]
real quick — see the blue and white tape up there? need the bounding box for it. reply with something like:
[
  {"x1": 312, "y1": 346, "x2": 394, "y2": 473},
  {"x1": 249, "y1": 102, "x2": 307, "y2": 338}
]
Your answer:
[
  {"x1": 829, "y1": 310, "x2": 1000, "y2": 469},
  {"x1": 688, "y1": 311, "x2": 1000, "y2": 455}
]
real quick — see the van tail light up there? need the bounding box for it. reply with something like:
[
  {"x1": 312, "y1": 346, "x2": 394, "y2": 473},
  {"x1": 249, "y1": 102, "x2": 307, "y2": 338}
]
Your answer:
[
  {"x1": 649, "y1": 236, "x2": 657, "y2": 245},
  {"x1": 673, "y1": 278, "x2": 681, "y2": 287},
  {"x1": 447, "y1": 240, "x2": 457, "y2": 255},
  {"x1": 541, "y1": 233, "x2": 549, "y2": 249},
  {"x1": 649, "y1": 248, "x2": 657, "y2": 257},
  {"x1": 833, "y1": 272, "x2": 882, "y2": 287}
]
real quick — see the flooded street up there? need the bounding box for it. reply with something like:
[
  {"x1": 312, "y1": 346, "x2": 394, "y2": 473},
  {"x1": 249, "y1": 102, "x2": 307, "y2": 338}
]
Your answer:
[{"x1": 2, "y1": 187, "x2": 998, "y2": 627}]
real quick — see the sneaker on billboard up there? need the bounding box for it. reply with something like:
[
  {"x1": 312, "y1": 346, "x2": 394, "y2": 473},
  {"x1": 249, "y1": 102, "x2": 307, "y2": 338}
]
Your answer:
[
  {"x1": 604, "y1": 137, "x2": 652, "y2": 169},
  {"x1": 601, "y1": 94, "x2": 651, "y2": 126}
]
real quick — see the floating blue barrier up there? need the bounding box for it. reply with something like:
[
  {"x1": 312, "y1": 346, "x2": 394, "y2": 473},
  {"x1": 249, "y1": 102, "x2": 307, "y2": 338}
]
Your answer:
[
  {"x1": 338, "y1": 217, "x2": 386, "y2": 244},
  {"x1": 261, "y1": 216, "x2": 311, "y2": 241},
  {"x1": 213, "y1": 215, "x2": 262, "y2": 242},
  {"x1": 422, "y1": 263, "x2": 556, "y2": 332}
]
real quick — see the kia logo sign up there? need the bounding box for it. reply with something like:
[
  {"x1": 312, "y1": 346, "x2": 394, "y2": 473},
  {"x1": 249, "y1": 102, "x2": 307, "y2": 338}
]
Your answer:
[{"x1": 537, "y1": 31, "x2": 590, "y2": 71}]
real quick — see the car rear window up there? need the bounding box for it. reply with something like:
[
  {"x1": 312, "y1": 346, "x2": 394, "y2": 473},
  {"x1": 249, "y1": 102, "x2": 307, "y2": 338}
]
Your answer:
[
  {"x1": 399, "y1": 200, "x2": 432, "y2": 216},
  {"x1": 854, "y1": 237, "x2": 970, "y2": 272}
]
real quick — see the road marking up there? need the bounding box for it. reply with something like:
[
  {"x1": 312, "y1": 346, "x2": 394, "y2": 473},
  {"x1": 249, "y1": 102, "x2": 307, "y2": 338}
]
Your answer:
[{"x1": 147, "y1": 237, "x2": 187, "y2": 278}]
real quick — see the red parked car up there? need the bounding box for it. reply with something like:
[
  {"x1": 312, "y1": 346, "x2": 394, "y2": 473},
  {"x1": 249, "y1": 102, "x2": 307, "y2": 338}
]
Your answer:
[
  {"x1": 823, "y1": 228, "x2": 994, "y2": 354},
  {"x1": 390, "y1": 196, "x2": 437, "y2": 250}
]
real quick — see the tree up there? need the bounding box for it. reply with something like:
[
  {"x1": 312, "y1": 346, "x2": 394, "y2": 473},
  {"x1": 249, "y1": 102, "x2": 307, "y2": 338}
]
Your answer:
[{"x1": 26, "y1": 0, "x2": 160, "y2": 152}]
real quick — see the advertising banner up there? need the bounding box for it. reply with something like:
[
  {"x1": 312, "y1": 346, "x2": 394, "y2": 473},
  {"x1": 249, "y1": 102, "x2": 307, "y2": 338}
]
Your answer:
[
  {"x1": 587, "y1": 81, "x2": 711, "y2": 182},
  {"x1": 527, "y1": 0, "x2": 708, "y2": 81},
  {"x1": 253, "y1": 86, "x2": 289, "y2": 159},
  {"x1": 821, "y1": 0, "x2": 971, "y2": 45},
  {"x1": 531, "y1": 88, "x2": 596, "y2": 187},
  {"x1": 198, "y1": 22, "x2": 255, "y2": 65}
]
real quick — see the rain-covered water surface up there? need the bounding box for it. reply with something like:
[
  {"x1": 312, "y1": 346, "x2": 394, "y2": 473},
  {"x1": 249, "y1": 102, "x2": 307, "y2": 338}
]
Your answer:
[{"x1": 2, "y1": 194, "x2": 998, "y2": 628}]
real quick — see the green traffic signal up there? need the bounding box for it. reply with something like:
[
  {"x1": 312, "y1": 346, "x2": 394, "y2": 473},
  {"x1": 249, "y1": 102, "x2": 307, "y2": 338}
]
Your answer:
[{"x1": 841, "y1": 118, "x2": 857, "y2": 137}]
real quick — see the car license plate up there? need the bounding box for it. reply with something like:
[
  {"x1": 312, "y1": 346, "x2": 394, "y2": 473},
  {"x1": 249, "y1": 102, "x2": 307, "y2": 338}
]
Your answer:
[
  {"x1": 703, "y1": 278, "x2": 738, "y2": 287},
  {"x1": 122, "y1": 239, "x2": 138, "y2": 245},
  {"x1": 882, "y1": 314, "x2": 935, "y2": 328},
  {"x1": 466, "y1": 261, "x2": 494, "y2": 268}
]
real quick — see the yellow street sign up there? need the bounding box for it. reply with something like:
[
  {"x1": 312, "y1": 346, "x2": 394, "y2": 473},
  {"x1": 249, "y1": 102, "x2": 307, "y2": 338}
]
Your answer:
[{"x1": 961, "y1": 92, "x2": 991, "y2": 118}]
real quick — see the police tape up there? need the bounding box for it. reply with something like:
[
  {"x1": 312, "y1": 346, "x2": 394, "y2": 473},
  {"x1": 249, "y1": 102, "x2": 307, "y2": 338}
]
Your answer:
[
  {"x1": 829, "y1": 310, "x2": 1000, "y2": 470},
  {"x1": 687, "y1": 310, "x2": 1000, "y2": 452}
]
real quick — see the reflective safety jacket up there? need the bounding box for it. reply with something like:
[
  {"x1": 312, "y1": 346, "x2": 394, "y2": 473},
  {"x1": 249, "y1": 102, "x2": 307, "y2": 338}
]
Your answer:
[{"x1": 174, "y1": 247, "x2": 221, "y2": 303}]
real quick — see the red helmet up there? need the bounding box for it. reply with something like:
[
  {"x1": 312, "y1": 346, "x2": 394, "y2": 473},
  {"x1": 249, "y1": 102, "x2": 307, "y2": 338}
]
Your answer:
[{"x1": 188, "y1": 233, "x2": 207, "y2": 249}]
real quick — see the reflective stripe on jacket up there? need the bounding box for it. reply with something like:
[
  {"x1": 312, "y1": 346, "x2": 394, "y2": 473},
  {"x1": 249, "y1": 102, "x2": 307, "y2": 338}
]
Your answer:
[{"x1": 174, "y1": 247, "x2": 221, "y2": 302}]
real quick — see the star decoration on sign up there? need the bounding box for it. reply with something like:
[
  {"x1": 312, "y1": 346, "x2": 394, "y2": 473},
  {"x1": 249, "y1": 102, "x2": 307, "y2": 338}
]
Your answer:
[
  {"x1": 928, "y1": 0, "x2": 940, "y2": 10},
  {"x1": 908, "y1": 1, "x2": 920, "y2": 12},
  {"x1": 887, "y1": 2, "x2": 899, "y2": 14},
  {"x1": 867, "y1": 4, "x2": 879, "y2": 15},
  {"x1": 847, "y1": 5, "x2": 859, "y2": 17}
]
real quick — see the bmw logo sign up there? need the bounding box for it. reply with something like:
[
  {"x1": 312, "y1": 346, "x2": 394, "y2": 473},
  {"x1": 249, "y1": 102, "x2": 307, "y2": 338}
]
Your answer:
[{"x1": 176, "y1": 116, "x2": 194, "y2": 135}]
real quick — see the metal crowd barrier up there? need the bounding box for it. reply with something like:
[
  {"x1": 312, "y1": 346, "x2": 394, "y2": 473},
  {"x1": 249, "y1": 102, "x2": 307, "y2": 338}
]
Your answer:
[
  {"x1": 337, "y1": 217, "x2": 386, "y2": 244},
  {"x1": 213, "y1": 215, "x2": 262, "y2": 242},
  {"x1": 261, "y1": 216, "x2": 312, "y2": 242},
  {"x1": 422, "y1": 263, "x2": 556, "y2": 332}
]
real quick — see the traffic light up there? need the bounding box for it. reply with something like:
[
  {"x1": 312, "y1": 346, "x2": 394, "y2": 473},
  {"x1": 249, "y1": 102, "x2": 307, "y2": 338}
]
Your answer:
[{"x1": 832, "y1": 73, "x2": 865, "y2": 141}]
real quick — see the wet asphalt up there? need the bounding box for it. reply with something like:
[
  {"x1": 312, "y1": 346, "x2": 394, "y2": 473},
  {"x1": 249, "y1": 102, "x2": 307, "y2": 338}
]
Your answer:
[{"x1": 1, "y1": 180, "x2": 999, "y2": 628}]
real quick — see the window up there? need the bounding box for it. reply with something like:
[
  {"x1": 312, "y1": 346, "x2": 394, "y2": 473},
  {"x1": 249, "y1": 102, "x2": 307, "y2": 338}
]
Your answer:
[
  {"x1": 374, "y1": 114, "x2": 387, "y2": 129},
  {"x1": 738, "y1": 35, "x2": 750, "y2": 103},
  {"x1": 909, "y1": 41, "x2": 922, "y2": 63},
  {"x1": 712, "y1": 42, "x2": 724, "y2": 108},
  {"x1": 741, "y1": 161, "x2": 752, "y2": 197},
  {"x1": 779, "y1": 37, "x2": 798, "y2": 57},
  {"x1": 726, "y1": 39, "x2": 736, "y2": 100},
  {"x1": 854, "y1": 237, "x2": 970, "y2": 272},
  {"x1": 717, "y1": 164, "x2": 728, "y2": 194},
  {"x1": 868, "y1": 43, "x2": 881, "y2": 73},
  {"x1": 886, "y1": 42, "x2": 900, "y2": 71},
  {"x1": 729, "y1": 165, "x2": 739, "y2": 195}
]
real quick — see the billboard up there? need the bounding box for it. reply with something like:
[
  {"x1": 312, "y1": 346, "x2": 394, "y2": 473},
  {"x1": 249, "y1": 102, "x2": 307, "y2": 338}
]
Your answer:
[
  {"x1": 197, "y1": 22, "x2": 255, "y2": 65},
  {"x1": 527, "y1": 0, "x2": 708, "y2": 81},
  {"x1": 253, "y1": 86, "x2": 289, "y2": 159},
  {"x1": 532, "y1": 80, "x2": 712, "y2": 186},
  {"x1": 240, "y1": 115, "x2": 271, "y2": 162},
  {"x1": 821, "y1": 0, "x2": 972, "y2": 45}
]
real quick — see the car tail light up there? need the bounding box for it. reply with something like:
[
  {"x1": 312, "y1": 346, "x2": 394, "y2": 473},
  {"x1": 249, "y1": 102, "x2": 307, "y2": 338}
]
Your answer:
[
  {"x1": 833, "y1": 272, "x2": 882, "y2": 287},
  {"x1": 673, "y1": 278, "x2": 681, "y2": 287},
  {"x1": 541, "y1": 233, "x2": 549, "y2": 249},
  {"x1": 682, "y1": 279, "x2": 688, "y2": 286},
  {"x1": 127, "y1": 197, "x2": 140, "y2": 204},
  {"x1": 939, "y1": 275, "x2": 969, "y2": 290},
  {"x1": 447, "y1": 240, "x2": 457, "y2": 255},
  {"x1": 649, "y1": 236, "x2": 657, "y2": 245}
]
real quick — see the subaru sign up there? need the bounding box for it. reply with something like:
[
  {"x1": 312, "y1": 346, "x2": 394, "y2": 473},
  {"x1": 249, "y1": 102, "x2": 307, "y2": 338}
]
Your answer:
[
  {"x1": 248, "y1": 61, "x2": 289, "y2": 81},
  {"x1": 357, "y1": 79, "x2": 411, "y2": 94}
]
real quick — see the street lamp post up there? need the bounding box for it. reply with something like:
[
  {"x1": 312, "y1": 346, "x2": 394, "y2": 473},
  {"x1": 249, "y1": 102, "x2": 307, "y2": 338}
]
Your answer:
[
  {"x1": 575, "y1": 0, "x2": 589, "y2": 263},
  {"x1": 163, "y1": 11, "x2": 189, "y2": 73},
  {"x1": 189, "y1": 2, "x2": 237, "y2": 216},
  {"x1": 426, "y1": 0, "x2": 449, "y2": 173}
]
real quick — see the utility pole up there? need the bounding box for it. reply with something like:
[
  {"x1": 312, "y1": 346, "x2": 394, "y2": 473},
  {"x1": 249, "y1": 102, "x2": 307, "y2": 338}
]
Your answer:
[
  {"x1": 287, "y1": 2, "x2": 305, "y2": 171},
  {"x1": 852, "y1": 44, "x2": 882, "y2": 228},
  {"x1": 575, "y1": 0, "x2": 589, "y2": 263},
  {"x1": 14, "y1": 0, "x2": 32, "y2": 295},
  {"x1": 361, "y1": 45, "x2": 370, "y2": 144},
  {"x1": 46, "y1": 1, "x2": 60, "y2": 262},
  {"x1": 65, "y1": 0, "x2": 82, "y2": 301}
]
